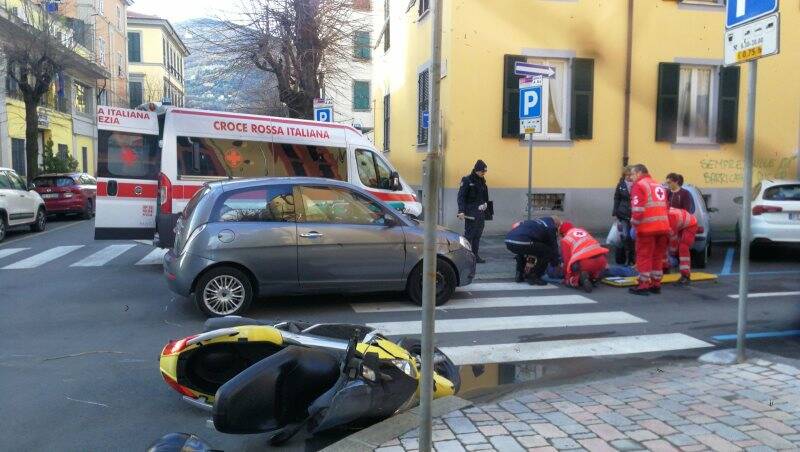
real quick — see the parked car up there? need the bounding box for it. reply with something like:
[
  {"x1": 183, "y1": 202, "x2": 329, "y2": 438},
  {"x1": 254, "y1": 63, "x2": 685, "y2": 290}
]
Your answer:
[
  {"x1": 0, "y1": 167, "x2": 46, "y2": 242},
  {"x1": 736, "y1": 179, "x2": 800, "y2": 251},
  {"x1": 32, "y1": 173, "x2": 96, "y2": 219},
  {"x1": 163, "y1": 177, "x2": 476, "y2": 317}
]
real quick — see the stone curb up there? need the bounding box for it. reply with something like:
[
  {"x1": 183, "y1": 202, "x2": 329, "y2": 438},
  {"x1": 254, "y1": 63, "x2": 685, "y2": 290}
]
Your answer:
[{"x1": 320, "y1": 396, "x2": 472, "y2": 452}]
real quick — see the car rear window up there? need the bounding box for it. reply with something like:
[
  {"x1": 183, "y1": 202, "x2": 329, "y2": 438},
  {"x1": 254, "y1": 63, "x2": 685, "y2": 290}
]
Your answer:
[
  {"x1": 763, "y1": 184, "x2": 800, "y2": 201},
  {"x1": 34, "y1": 177, "x2": 75, "y2": 187},
  {"x1": 97, "y1": 130, "x2": 160, "y2": 180}
]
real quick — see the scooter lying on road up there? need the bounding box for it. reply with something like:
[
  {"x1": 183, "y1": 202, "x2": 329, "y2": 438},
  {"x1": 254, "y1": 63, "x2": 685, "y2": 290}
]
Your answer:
[{"x1": 159, "y1": 316, "x2": 461, "y2": 444}]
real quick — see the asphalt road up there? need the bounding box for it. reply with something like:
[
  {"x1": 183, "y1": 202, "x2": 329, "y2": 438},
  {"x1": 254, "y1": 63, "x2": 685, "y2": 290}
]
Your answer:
[{"x1": 0, "y1": 219, "x2": 798, "y2": 451}]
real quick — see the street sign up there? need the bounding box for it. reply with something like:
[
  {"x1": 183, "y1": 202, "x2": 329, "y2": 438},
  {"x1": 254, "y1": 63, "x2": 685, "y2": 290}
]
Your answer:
[
  {"x1": 726, "y1": 0, "x2": 777, "y2": 29},
  {"x1": 724, "y1": 13, "x2": 779, "y2": 66},
  {"x1": 422, "y1": 111, "x2": 430, "y2": 129},
  {"x1": 519, "y1": 76, "x2": 543, "y2": 134},
  {"x1": 314, "y1": 106, "x2": 333, "y2": 122},
  {"x1": 514, "y1": 61, "x2": 556, "y2": 79}
]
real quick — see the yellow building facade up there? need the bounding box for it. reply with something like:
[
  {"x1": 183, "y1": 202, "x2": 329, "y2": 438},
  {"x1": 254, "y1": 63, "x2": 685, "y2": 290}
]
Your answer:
[
  {"x1": 373, "y1": 0, "x2": 800, "y2": 235},
  {"x1": 126, "y1": 11, "x2": 188, "y2": 108}
]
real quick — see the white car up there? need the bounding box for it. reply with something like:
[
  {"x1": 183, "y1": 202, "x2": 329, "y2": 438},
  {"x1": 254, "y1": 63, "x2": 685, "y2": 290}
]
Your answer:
[
  {"x1": 737, "y1": 179, "x2": 800, "y2": 249},
  {"x1": 0, "y1": 167, "x2": 47, "y2": 242}
]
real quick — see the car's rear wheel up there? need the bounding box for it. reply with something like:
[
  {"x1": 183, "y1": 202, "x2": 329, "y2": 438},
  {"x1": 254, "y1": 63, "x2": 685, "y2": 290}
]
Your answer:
[
  {"x1": 30, "y1": 208, "x2": 46, "y2": 232},
  {"x1": 407, "y1": 258, "x2": 457, "y2": 306},
  {"x1": 195, "y1": 267, "x2": 253, "y2": 317},
  {"x1": 82, "y1": 199, "x2": 94, "y2": 220},
  {"x1": 691, "y1": 243, "x2": 708, "y2": 269},
  {"x1": 0, "y1": 213, "x2": 6, "y2": 243}
]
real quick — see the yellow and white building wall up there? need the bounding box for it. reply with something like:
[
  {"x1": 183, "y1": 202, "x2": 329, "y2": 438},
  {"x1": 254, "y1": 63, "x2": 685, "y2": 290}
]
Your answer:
[{"x1": 372, "y1": 0, "x2": 800, "y2": 236}]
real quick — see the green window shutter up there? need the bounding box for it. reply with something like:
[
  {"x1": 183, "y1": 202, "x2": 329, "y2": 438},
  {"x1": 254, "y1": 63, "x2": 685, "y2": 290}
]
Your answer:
[
  {"x1": 570, "y1": 58, "x2": 594, "y2": 140},
  {"x1": 501, "y1": 54, "x2": 526, "y2": 138},
  {"x1": 353, "y1": 81, "x2": 370, "y2": 110},
  {"x1": 127, "y1": 32, "x2": 140, "y2": 62},
  {"x1": 717, "y1": 66, "x2": 740, "y2": 143},
  {"x1": 354, "y1": 31, "x2": 371, "y2": 60},
  {"x1": 655, "y1": 62, "x2": 680, "y2": 142}
]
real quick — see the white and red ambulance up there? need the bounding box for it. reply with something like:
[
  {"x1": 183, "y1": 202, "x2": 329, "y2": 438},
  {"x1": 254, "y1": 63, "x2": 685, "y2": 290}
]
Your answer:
[{"x1": 95, "y1": 105, "x2": 420, "y2": 247}]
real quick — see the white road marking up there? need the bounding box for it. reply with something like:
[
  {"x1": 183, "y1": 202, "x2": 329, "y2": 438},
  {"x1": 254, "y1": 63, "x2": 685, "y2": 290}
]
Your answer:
[
  {"x1": 134, "y1": 240, "x2": 152, "y2": 245},
  {"x1": 368, "y1": 311, "x2": 646, "y2": 336},
  {"x1": 135, "y1": 248, "x2": 168, "y2": 265},
  {"x1": 0, "y1": 220, "x2": 84, "y2": 246},
  {"x1": 0, "y1": 248, "x2": 28, "y2": 260},
  {"x1": 71, "y1": 244, "x2": 137, "y2": 267},
  {"x1": 727, "y1": 291, "x2": 800, "y2": 299},
  {"x1": 351, "y1": 294, "x2": 596, "y2": 313},
  {"x1": 2, "y1": 245, "x2": 84, "y2": 269},
  {"x1": 441, "y1": 333, "x2": 714, "y2": 366},
  {"x1": 457, "y1": 282, "x2": 556, "y2": 292}
]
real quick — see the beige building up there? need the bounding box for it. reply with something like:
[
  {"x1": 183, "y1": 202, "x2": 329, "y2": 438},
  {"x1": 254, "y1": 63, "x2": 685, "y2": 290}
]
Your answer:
[{"x1": 126, "y1": 11, "x2": 188, "y2": 108}]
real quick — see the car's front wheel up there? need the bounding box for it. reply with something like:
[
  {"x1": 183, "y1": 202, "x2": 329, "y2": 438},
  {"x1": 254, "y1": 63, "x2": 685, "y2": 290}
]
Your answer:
[
  {"x1": 0, "y1": 214, "x2": 6, "y2": 243},
  {"x1": 30, "y1": 208, "x2": 46, "y2": 232},
  {"x1": 194, "y1": 266, "x2": 254, "y2": 317},
  {"x1": 407, "y1": 258, "x2": 457, "y2": 306},
  {"x1": 82, "y1": 199, "x2": 94, "y2": 220},
  {"x1": 691, "y1": 243, "x2": 708, "y2": 269}
]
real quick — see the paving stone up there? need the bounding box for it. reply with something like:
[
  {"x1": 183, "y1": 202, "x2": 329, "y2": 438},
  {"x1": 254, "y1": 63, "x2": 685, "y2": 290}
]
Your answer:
[
  {"x1": 402, "y1": 428, "x2": 420, "y2": 439},
  {"x1": 627, "y1": 429, "x2": 659, "y2": 442},
  {"x1": 402, "y1": 438, "x2": 419, "y2": 449},
  {"x1": 739, "y1": 424, "x2": 760, "y2": 432},
  {"x1": 639, "y1": 419, "x2": 678, "y2": 436},
  {"x1": 503, "y1": 421, "x2": 531, "y2": 433},
  {"x1": 572, "y1": 432, "x2": 598, "y2": 440},
  {"x1": 609, "y1": 438, "x2": 644, "y2": 451},
  {"x1": 695, "y1": 433, "x2": 742, "y2": 451},
  {"x1": 617, "y1": 424, "x2": 640, "y2": 433},
  {"x1": 588, "y1": 423, "x2": 626, "y2": 441},
  {"x1": 467, "y1": 414, "x2": 494, "y2": 422},
  {"x1": 375, "y1": 447, "x2": 405, "y2": 452},
  {"x1": 752, "y1": 417, "x2": 796, "y2": 435},
  {"x1": 475, "y1": 420, "x2": 498, "y2": 426},
  {"x1": 444, "y1": 410, "x2": 467, "y2": 419},
  {"x1": 487, "y1": 435, "x2": 524, "y2": 452},
  {"x1": 641, "y1": 439, "x2": 680, "y2": 452},
  {"x1": 490, "y1": 411, "x2": 518, "y2": 422},
  {"x1": 456, "y1": 433, "x2": 487, "y2": 445},
  {"x1": 734, "y1": 399, "x2": 773, "y2": 413},
  {"x1": 597, "y1": 412, "x2": 634, "y2": 427},
  {"x1": 735, "y1": 440, "x2": 764, "y2": 448},
  {"x1": 543, "y1": 411, "x2": 581, "y2": 427},
  {"x1": 500, "y1": 400, "x2": 531, "y2": 414},
  {"x1": 676, "y1": 423, "x2": 710, "y2": 437},
  {"x1": 577, "y1": 438, "x2": 616, "y2": 452},
  {"x1": 664, "y1": 433, "x2": 697, "y2": 447},
  {"x1": 432, "y1": 429, "x2": 456, "y2": 442},
  {"x1": 463, "y1": 407, "x2": 485, "y2": 414},
  {"x1": 465, "y1": 445, "x2": 494, "y2": 452},
  {"x1": 705, "y1": 422, "x2": 751, "y2": 441},
  {"x1": 645, "y1": 408, "x2": 682, "y2": 422},
  {"x1": 718, "y1": 415, "x2": 749, "y2": 427},
  {"x1": 785, "y1": 434, "x2": 800, "y2": 441},
  {"x1": 531, "y1": 423, "x2": 567, "y2": 438},
  {"x1": 477, "y1": 425, "x2": 507, "y2": 437},
  {"x1": 561, "y1": 424, "x2": 589, "y2": 435},
  {"x1": 744, "y1": 446, "x2": 778, "y2": 452},
  {"x1": 771, "y1": 363, "x2": 800, "y2": 375},
  {"x1": 689, "y1": 404, "x2": 728, "y2": 418},
  {"x1": 445, "y1": 417, "x2": 478, "y2": 434},
  {"x1": 516, "y1": 435, "x2": 549, "y2": 448},
  {"x1": 434, "y1": 439, "x2": 466, "y2": 452},
  {"x1": 763, "y1": 410, "x2": 793, "y2": 421},
  {"x1": 515, "y1": 412, "x2": 543, "y2": 421},
  {"x1": 730, "y1": 409, "x2": 762, "y2": 419},
  {"x1": 680, "y1": 445, "x2": 707, "y2": 452},
  {"x1": 528, "y1": 447, "x2": 558, "y2": 452}
]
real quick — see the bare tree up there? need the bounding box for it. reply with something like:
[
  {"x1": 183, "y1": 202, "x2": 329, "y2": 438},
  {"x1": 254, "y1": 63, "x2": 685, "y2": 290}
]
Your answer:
[
  {"x1": 0, "y1": 0, "x2": 87, "y2": 181},
  {"x1": 196, "y1": 0, "x2": 368, "y2": 119}
]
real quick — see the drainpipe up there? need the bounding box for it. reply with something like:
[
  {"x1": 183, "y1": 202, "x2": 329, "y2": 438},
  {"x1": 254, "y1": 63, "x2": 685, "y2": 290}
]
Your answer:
[{"x1": 622, "y1": 0, "x2": 634, "y2": 167}]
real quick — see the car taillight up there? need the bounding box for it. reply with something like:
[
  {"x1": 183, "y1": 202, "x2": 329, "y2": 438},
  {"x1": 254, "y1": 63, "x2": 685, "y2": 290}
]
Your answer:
[
  {"x1": 159, "y1": 172, "x2": 172, "y2": 214},
  {"x1": 752, "y1": 205, "x2": 782, "y2": 216},
  {"x1": 161, "y1": 334, "x2": 197, "y2": 356},
  {"x1": 161, "y1": 372, "x2": 196, "y2": 398}
]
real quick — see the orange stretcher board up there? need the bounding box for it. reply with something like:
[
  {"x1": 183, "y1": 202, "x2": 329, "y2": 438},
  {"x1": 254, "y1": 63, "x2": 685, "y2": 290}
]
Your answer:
[{"x1": 602, "y1": 272, "x2": 718, "y2": 287}]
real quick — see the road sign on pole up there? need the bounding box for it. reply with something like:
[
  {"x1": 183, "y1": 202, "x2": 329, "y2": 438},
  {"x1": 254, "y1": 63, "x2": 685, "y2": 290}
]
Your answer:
[
  {"x1": 518, "y1": 75, "x2": 543, "y2": 220},
  {"x1": 514, "y1": 62, "x2": 556, "y2": 78},
  {"x1": 314, "y1": 105, "x2": 333, "y2": 122},
  {"x1": 724, "y1": 13, "x2": 779, "y2": 66},
  {"x1": 726, "y1": 0, "x2": 777, "y2": 29}
]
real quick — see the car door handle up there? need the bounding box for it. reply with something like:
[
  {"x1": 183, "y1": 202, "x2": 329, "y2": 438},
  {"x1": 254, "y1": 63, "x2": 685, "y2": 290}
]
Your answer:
[{"x1": 300, "y1": 231, "x2": 324, "y2": 238}]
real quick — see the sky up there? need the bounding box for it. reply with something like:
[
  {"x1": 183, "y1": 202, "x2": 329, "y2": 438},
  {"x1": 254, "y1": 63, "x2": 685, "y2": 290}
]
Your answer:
[{"x1": 127, "y1": 0, "x2": 231, "y2": 23}]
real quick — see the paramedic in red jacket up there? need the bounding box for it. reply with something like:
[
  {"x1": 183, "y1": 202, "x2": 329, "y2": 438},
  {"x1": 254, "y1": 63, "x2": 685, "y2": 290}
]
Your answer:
[
  {"x1": 629, "y1": 164, "x2": 671, "y2": 296},
  {"x1": 667, "y1": 207, "x2": 698, "y2": 285},
  {"x1": 559, "y1": 222, "x2": 609, "y2": 293}
]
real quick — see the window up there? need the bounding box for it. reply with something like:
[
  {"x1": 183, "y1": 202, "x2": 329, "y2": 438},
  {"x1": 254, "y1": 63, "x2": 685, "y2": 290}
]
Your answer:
[
  {"x1": 383, "y1": 94, "x2": 390, "y2": 152},
  {"x1": 417, "y1": 69, "x2": 429, "y2": 145},
  {"x1": 677, "y1": 66, "x2": 717, "y2": 143},
  {"x1": 352, "y1": 81, "x2": 370, "y2": 111},
  {"x1": 531, "y1": 193, "x2": 565, "y2": 211},
  {"x1": 58, "y1": 144, "x2": 68, "y2": 161},
  {"x1": 383, "y1": 0, "x2": 390, "y2": 51},
  {"x1": 128, "y1": 81, "x2": 143, "y2": 108},
  {"x1": 212, "y1": 185, "x2": 296, "y2": 223},
  {"x1": 176, "y1": 137, "x2": 347, "y2": 181},
  {"x1": 764, "y1": 184, "x2": 800, "y2": 201},
  {"x1": 162, "y1": 38, "x2": 167, "y2": 66},
  {"x1": 11, "y1": 138, "x2": 26, "y2": 175},
  {"x1": 82, "y1": 147, "x2": 88, "y2": 173},
  {"x1": 117, "y1": 52, "x2": 124, "y2": 77},
  {"x1": 116, "y1": 5, "x2": 122, "y2": 30},
  {"x1": 7, "y1": 171, "x2": 27, "y2": 191},
  {"x1": 33, "y1": 176, "x2": 75, "y2": 188},
  {"x1": 355, "y1": 149, "x2": 393, "y2": 189},
  {"x1": 98, "y1": 90, "x2": 108, "y2": 106},
  {"x1": 97, "y1": 130, "x2": 159, "y2": 179},
  {"x1": 0, "y1": 172, "x2": 11, "y2": 190},
  {"x1": 353, "y1": 0, "x2": 371, "y2": 11},
  {"x1": 299, "y1": 186, "x2": 387, "y2": 225},
  {"x1": 97, "y1": 37, "x2": 106, "y2": 66},
  {"x1": 74, "y1": 82, "x2": 91, "y2": 116},
  {"x1": 418, "y1": 0, "x2": 429, "y2": 16},
  {"x1": 354, "y1": 31, "x2": 371, "y2": 60}
]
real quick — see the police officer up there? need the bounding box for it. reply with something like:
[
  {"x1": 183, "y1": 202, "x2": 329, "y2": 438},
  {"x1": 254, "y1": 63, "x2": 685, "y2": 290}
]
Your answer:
[
  {"x1": 505, "y1": 216, "x2": 562, "y2": 285},
  {"x1": 458, "y1": 160, "x2": 490, "y2": 263}
]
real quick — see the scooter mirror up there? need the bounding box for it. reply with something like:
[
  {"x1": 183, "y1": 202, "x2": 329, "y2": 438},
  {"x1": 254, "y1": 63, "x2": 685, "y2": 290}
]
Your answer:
[{"x1": 146, "y1": 432, "x2": 218, "y2": 452}]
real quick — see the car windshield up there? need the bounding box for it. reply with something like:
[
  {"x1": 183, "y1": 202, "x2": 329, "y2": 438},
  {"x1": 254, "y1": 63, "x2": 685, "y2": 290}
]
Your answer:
[
  {"x1": 764, "y1": 184, "x2": 800, "y2": 201},
  {"x1": 34, "y1": 177, "x2": 74, "y2": 187}
]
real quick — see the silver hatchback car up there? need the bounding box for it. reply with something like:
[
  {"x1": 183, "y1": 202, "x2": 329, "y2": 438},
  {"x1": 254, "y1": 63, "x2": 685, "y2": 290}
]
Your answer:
[{"x1": 164, "y1": 177, "x2": 476, "y2": 317}]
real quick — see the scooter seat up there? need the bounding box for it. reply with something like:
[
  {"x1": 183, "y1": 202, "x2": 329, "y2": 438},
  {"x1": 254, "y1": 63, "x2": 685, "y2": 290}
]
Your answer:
[{"x1": 213, "y1": 346, "x2": 340, "y2": 434}]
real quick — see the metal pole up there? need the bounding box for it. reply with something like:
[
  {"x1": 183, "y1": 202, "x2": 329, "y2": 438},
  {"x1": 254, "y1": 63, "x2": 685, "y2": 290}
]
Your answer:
[
  {"x1": 527, "y1": 136, "x2": 533, "y2": 220},
  {"x1": 419, "y1": 0, "x2": 443, "y2": 450},
  {"x1": 736, "y1": 60, "x2": 757, "y2": 364}
]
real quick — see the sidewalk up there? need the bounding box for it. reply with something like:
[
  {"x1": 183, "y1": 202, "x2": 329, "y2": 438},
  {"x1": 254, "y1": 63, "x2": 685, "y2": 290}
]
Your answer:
[{"x1": 376, "y1": 357, "x2": 800, "y2": 452}]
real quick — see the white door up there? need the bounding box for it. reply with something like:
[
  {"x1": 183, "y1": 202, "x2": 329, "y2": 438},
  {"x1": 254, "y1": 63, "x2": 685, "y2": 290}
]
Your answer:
[
  {"x1": 3, "y1": 171, "x2": 34, "y2": 225},
  {"x1": 0, "y1": 171, "x2": 21, "y2": 225}
]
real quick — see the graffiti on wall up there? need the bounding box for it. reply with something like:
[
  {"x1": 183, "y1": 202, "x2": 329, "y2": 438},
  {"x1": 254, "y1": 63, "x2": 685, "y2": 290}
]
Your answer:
[{"x1": 700, "y1": 156, "x2": 798, "y2": 185}]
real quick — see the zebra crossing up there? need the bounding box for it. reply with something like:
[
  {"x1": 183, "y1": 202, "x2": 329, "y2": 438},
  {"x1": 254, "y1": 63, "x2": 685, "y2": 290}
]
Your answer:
[
  {"x1": 352, "y1": 282, "x2": 715, "y2": 366},
  {"x1": 0, "y1": 243, "x2": 168, "y2": 269}
]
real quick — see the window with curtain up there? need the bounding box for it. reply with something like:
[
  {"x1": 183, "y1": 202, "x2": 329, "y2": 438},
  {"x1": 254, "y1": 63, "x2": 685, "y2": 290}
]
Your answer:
[
  {"x1": 352, "y1": 80, "x2": 370, "y2": 110},
  {"x1": 524, "y1": 57, "x2": 569, "y2": 140},
  {"x1": 74, "y1": 82, "x2": 92, "y2": 116},
  {"x1": 128, "y1": 32, "x2": 141, "y2": 62},
  {"x1": 677, "y1": 65, "x2": 716, "y2": 143}
]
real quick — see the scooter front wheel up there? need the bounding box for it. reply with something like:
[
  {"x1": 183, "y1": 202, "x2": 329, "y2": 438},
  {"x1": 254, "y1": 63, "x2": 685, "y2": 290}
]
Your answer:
[{"x1": 396, "y1": 337, "x2": 461, "y2": 394}]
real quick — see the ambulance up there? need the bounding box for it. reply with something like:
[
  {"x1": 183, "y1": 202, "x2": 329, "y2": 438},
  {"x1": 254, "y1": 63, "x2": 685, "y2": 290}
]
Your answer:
[{"x1": 94, "y1": 105, "x2": 420, "y2": 247}]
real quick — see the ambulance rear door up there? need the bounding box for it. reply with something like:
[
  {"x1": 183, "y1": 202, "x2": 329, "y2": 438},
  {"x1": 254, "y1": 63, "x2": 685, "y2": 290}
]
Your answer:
[{"x1": 94, "y1": 106, "x2": 161, "y2": 240}]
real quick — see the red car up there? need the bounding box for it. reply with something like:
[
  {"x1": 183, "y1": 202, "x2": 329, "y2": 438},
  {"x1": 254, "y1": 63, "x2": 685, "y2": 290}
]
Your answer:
[{"x1": 32, "y1": 173, "x2": 97, "y2": 219}]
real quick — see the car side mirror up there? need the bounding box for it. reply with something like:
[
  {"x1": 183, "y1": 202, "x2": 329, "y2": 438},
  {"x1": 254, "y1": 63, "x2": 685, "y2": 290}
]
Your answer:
[
  {"x1": 28, "y1": 183, "x2": 36, "y2": 190},
  {"x1": 733, "y1": 196, "x2": 743, "y2": 205},
  {"x1": 389, "y1": 171, "x2": 402, "y2": 191}
]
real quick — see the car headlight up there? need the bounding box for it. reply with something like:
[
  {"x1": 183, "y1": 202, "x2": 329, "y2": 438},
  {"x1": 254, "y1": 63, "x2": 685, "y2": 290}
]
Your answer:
[
  {"x1": 458, "y1": 236, "x2": 472, "y2": 251},
  {"x1": 391, "y1": 359, "x2": 417, "y2": 378}
]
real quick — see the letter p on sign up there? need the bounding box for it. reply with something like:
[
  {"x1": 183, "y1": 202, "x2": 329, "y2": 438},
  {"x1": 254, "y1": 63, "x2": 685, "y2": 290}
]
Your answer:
[{"x1": 519, "y1": 86, "x2": 542, "y2": 120}]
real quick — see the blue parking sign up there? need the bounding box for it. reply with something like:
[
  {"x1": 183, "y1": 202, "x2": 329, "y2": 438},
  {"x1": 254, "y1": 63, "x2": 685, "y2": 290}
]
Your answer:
[
  {"x1": 727, "y1": 0, "x2": 778, "y2": 29},
  {"x1": 314, "y1": 107, "x2": 333, "y2": 122},
  {"x1": 519, "y1": 86, "x2": 542, "y2": 120}
]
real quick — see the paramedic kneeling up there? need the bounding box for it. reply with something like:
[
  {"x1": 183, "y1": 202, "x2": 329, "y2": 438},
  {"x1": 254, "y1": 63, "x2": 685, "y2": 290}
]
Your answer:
[
  {"x1": 559, "y1": 222, "x2": 609, "y2": 293},
  {"x1": 505, "y1": 217, "x2": 562, "y2": 286}
]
